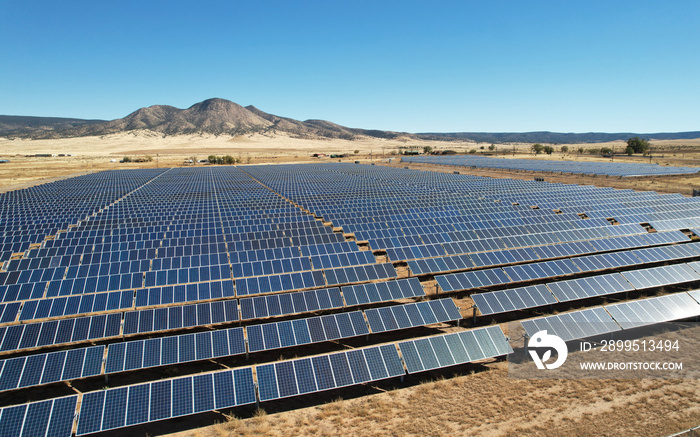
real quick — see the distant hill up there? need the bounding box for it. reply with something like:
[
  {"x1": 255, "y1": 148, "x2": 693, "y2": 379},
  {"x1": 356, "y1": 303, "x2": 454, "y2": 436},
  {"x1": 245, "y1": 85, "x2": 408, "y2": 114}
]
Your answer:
[
  {"x1": 415, "y1": 131, "x2": 700, "y2": 144},
  {"x1": 0, "y1": 115, "x2": 105, "y2": 137},
  {"x1": 1, "y1": 99, "x2": 698, "y2": 143},
  {"x1": 0, "y1": 98, "x2": 404, "y2": 140}
]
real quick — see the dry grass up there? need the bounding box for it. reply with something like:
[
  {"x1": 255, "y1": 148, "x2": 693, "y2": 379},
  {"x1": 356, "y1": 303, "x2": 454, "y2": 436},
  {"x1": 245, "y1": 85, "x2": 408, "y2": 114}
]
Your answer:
[{"x1": 2, "y1": 132, "x2": 700, "y2": 194}]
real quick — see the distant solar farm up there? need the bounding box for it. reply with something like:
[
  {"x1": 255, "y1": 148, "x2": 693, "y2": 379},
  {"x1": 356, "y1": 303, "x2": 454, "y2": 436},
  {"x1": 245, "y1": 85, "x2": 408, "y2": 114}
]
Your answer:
[
  {"x1": 1, "y1": 163, "x2": 700, "y2": 436},
  {"x1": 402, "y1": 154, "x2": 700, "y2": 177}
]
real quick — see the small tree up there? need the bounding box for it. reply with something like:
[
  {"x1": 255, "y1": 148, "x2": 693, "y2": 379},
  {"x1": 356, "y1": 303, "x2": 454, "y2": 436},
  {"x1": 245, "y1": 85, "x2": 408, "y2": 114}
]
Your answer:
[
  {"x1": 600, "y1": 147, "x2": 612, "y2": 155},
  {"x1": 354, "y1": 150, "x2": 359, "y2": 154},
  {"x1": 544, "y1": 145, "x2": 554, "y2": 155},
  {"x1": 627, "y1": 137, "x2": 650, "y2": 154},
  {"x1": 469, "y1": 149, "x2": 477, "y2": 154},
  {"x1": 223, "y1": 155, "x2": 234, "y2": 164},
  {"x1": 532, "y1": 143, "x2": 544, "y2": 155},
  {"x1": 208, "y1": 155, "x2": 217, "y2": 164},
  {"x1": 625, "y1": 146, "x2": 634, "y2": 156},
  {"x1": 120, "y1": 156, "x2": 131, "y2": 163},
  {"x1": 246, "y1": 156, "x2": 252, "y2": 164},
  {"x1": 578, "y1": 147, "x2": 584, "y2": 155},
  {"x1": 423, "y1": 146, "x2": 432, "y2": 154},
  {"x1": 560, "y1": 145, "x2": 569, "y2": 153},
  {"x1": 488, "y1": 144, "x2": 496, "y2": 151},
  {"x1": 588, "y1": 148, "x2": 600, "y2": 155}
]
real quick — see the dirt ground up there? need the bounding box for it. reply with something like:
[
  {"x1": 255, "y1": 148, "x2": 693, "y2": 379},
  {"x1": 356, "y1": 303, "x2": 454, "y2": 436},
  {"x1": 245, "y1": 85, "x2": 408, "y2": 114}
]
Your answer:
[
  {"x1": 2, "y1": 132, "x2": 700, "y2": 194},
  {"x1": 2, "y1": 132, "x2": 700, "y2": 436}
]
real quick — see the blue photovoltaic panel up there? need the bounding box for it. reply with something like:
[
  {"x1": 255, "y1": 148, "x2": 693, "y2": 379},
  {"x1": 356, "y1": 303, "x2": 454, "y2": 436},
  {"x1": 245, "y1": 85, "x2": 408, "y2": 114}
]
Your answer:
[
  {"x1": 256, "y1": 344, "x2": 404, "y2": 402},
  {"x1": 604, "y1": 292, "x2": 700, "y2": 329},
  {"x1": 76, "y1": 368, "x2": 255, "y2": 434},
  {"x1": 341, "y1": 277, "x2": 424, "y2": 306},
  {"x1": 365, "y1": 299, "x2": 460, "y2": 334},
  {"x1": 239, "y1": 287, "x2": 343, "y2": 320},
  {"x1": 398, "y1": 326, "x2": 512, "y2": 374},
  {"x1": 521, "y1": 306, "x2": 621, "y2": 342},
  {"x1": 247, "y1": 311, "x2": 367, "y2": 353},
  {"x1": 472, "y1": 284, "x2": 557, "y2": 315},
  {"x1": 0, "y1": 395, "x2": 78, "y2": 437}
]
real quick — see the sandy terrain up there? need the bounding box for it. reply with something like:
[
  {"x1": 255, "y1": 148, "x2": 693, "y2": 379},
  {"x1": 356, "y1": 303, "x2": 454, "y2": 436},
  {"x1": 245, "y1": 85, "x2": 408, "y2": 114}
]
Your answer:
[{"x1": 3, "y1": 131, "x2": 700, "y2": 195}]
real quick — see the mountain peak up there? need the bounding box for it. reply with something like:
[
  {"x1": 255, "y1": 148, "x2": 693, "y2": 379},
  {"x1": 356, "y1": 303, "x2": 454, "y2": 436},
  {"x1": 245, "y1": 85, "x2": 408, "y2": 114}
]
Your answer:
[
  {"x1": 0, "y1": 99, "x2": 405, "y2": 140},
  {"x1": 188, "y1": 98, "x2": 243, "y2": 112}
]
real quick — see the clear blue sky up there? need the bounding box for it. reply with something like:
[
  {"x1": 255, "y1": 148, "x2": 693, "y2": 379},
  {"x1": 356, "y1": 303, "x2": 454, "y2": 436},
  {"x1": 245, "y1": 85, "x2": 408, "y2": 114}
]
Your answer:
[{"x1": 1, "y1": 1, "x2": 698, "y2": 133}]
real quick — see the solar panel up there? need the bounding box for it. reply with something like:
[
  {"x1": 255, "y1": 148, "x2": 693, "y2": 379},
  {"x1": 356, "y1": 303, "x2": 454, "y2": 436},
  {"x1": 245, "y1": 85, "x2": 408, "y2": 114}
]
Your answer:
[
  {"x1": 0, "y1": 395, "x2": 78, "y2": 437},
  {"x1": 76, "y1": 367, "x2": 255, "y2": 434},
  {"x1": 521, "y1": 306, "x2": 621, "y2": 342},
  {"x1": 341, "y1": 277, "x2": 424, "y2": 306},
  {"x1": 398, "y1": 325, "x2": 511, "y2": 374},
  {"x1": 256, "y1": 344, "x2": 404, "y2": 402},
  {"x1": 365, "y1": 299, "x2": 460, "y2": 334},
  {"x1": 239, "y1": 287, "x2": 342, "y2": 320},
  {"x1": 472, "y1": 284, "x2": 557, "y2": 315},
  {"x1": 604, "y1": 292, "x2": 700, "y2": 329}
]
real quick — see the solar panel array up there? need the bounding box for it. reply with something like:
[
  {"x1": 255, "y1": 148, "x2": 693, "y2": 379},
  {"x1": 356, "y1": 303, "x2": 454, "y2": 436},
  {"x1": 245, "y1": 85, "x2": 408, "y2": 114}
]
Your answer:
[
  {"x1": 521, "y1": 292, "x2": 700, "y2": 341},
  {"x1": 2, "y1": 162, "x2": 700, "y2": 434},
  {"x1": 402, "y1": 154, "x2": 700, "y2": 177}
]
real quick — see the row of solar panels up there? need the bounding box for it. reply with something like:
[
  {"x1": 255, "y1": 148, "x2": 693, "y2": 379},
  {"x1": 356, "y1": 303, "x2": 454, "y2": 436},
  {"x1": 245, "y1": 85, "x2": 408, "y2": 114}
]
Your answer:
[
  {"x1": 520, "y1": 290, "x2": 700, "y2": 342},
  {"x1": 393, "y1": 227, "x2": 687, "y2": 265},
  {"x1": 7, "y1": 241, "x2": 363, "y2": 278},
  {"x1": 0, "y1": 278, "x2": 428, "y2": 355},
  {"x1": 0, "y1": 324, "x2": 511, "y2": 437},
  {"x1": 0, "y1": 278, "x2": 425, "y2": 340},
  {"x1": 341, "y1": 210, "x2": 603, "y2": 233},
  {"x1": 370, "y1": 222, "x2": 646, "y2": 251},
  {"x1": 262, "y1": 165, "x2": 700, "y2": 231},
  {"x1": 472, "y1": 261, "x2": 700, "y2": 316},
  {"x1": 436, "y1": 244, "x2": 700, "y2": 295},
  {"x1": 43, "y1": 234, "x2": 344, "y2": 256},
  {"x1": 353, "y1": 214, "x2": 610, "y2": 240},
  {"x1": 0, "y1": 261, "x2": 396, "y2": 312},
  {"x1": 53, "y1": 221, "x2": 332, "y2": 242},
  {"x1": 407, "y1": 231, "x2": 691, "y2": 275}
]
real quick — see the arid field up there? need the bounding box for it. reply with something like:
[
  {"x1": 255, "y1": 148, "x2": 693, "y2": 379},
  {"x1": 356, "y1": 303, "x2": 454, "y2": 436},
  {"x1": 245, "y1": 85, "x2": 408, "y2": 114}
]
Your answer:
[{"x1": 1, "y1": 133, "x2": 700, "y2": 437}]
